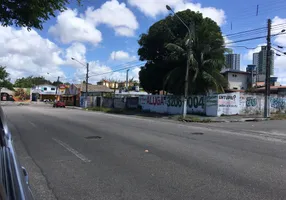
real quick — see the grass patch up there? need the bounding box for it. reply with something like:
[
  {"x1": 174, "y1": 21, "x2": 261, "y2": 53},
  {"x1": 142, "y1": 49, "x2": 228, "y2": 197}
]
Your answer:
[
  {"x1": 178, "y1": 116, "x2": 212, "y2": 123},
  {"x1": 271, "y1": 114, "x2": 286, "y2": 120},
  {"x1": 87, "y1": 107, "x2": 125, "y2": 114},
  {"x1": 17, "y1": 103, "x2": 29, "y2": 106}
]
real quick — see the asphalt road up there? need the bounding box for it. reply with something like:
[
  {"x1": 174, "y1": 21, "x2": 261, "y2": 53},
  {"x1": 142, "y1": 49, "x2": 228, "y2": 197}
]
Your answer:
[{"x1": 3, "y1": 105, "x2": 286, "y2": 200}]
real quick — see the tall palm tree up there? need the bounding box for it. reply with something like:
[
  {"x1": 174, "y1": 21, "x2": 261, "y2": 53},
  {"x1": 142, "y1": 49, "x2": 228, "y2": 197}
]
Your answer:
[{"x1": 164, "y1": 22, "x2": 228, "y2": 95}]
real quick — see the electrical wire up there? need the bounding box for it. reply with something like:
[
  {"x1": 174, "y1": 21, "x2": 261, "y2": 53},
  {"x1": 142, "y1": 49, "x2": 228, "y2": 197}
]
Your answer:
[
  {"x1": 225, "y1": 32, "x2": 286, "y2": 45},
  {"x1": 88, "y1": 63, "x2": 144, "y2": 78},
  {"x1": 224, "y1": 23, "x2": 286, "y2": 38}
]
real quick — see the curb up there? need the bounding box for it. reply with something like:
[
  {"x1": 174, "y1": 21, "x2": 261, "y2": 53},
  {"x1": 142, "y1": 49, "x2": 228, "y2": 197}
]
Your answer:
[
  {"x1": 65, "y1": 106, "x2": 83, "y2": 110},
  {"x1": 181, "y1": 117, "x2": 269, "y2": 123}
]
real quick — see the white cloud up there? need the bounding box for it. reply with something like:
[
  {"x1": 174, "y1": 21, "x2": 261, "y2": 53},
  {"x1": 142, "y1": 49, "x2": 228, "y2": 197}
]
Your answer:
[
  {"x1": 73, "y1": 61, "x2": 140, "y2": 83},
  {"x1": 109, "y1": 51, "x2": 136, "y2": 61},
  {"x1": 272, "y1": 16, "x2": 286, "y2": 84},
  {"x1": 128, "y1": 0, "x2": 182, "y2": 18},
  {"x1": 175, "y1": 2, "x2": 225, "y2": 26},
  {"x1": 0, "y1": 26, "x2": 66, "y2": 82},
  {"x1": 127, "y1": 0, "x2": 226, "y2": 26},
  {"x1": 85, "y1": 0, "x2": 138, "y2": 37},
  {"x1": 49, "y1": 0, "x2": 138, "y2": 45},
  {"x1": 65, "y1": 43, "x2": 87, "y2": 67},
  {"x1": 243, "y1": 44, "x2": 264, "y2": 61},
  {"x1": 272, "y1": 16, "x2": 286, "y2": 46},
  {"x1": 49, "y1": 9, "x2": 102, "y2": 45}
]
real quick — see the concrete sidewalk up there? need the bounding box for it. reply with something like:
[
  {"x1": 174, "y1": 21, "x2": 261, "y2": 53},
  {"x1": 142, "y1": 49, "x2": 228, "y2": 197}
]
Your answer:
[
  {"x1": 180, "y1": 114, "x2": 268, "y2": 123},
  {"x1": 75, "y1": 106, "x2": 270, "y2": 123},
  {"x1": 66, "y1": 106, "x2": 83, "y2": 110}
]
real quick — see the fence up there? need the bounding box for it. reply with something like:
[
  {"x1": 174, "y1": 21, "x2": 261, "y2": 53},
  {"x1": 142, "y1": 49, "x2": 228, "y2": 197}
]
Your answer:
[
  {"x1": 82, "y1": 93, "x2": 286, "y2": 116},
  {"x1": 81, "y1": 96, "x2": 139, "y2": 109},
  {"x1": 139, "y1": 92, "x2": 286, "y2": 116}
]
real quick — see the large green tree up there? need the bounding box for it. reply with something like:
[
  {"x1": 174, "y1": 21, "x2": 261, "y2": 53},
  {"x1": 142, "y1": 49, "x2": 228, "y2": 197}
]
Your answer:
[
  {"x1": 14, "y1": 76, "x2": 52, "y2": 88},
  {"x1": 138, "y1": 9, "x2": 228, "y2": 95},
  {"x1": 1, "y1": 0, "x2": 81, "y2": 30},
  {"x1": 0, "y1": 66, "x2": 14, "y2": 91}
]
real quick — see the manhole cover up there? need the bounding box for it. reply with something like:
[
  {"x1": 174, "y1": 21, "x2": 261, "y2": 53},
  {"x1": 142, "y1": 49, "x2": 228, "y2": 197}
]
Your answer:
[
  {"x1": 85, "y1": 136, "x2": 102, "y2": 140},
  {"x1": 191, "y1": 132, "x2": 204, "y2": 135}
]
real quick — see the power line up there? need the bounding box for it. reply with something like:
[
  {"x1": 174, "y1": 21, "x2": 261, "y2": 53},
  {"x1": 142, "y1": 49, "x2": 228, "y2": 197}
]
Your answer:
[
  {"x1": 224, "y1": 23, "x2": 286, "y2": 37},
  {"x1": 226, "y1": 0, "x2": 286, "y2": 25},
  {"x1": 88, "y1": 60, "x2": 143, "y2": 77},
  {"x1": 47, "y1": 60, "x2": 144, "y2": 81},
  {"x1": 225, "y1": 32, "x2": 286, "y2": 45},
  {"x1": 88, "y1": 63, "x2": 144, "y2": 78}
]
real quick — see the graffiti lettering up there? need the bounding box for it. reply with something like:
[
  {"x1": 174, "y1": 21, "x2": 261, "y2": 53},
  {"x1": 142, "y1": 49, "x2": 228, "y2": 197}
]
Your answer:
[
  {"x1": 167, "y1": 96, "x2": 182, "y2": 107},
  {"x1": 147, "y1": 96, "x2": 164, "y2": 105},
  {"x1": 246, "y1": 97, "x2": 257, "y2": 107},
  {"x1": 188, "y1": 96, "x2": 205, "y2": 108},
  {"x1": 219, "y1": 95, "x2": 236, "y2": 101},
  {"x1": 206, "y1": 96, "x2": 217, "y2": 106},
  {"x1": 270, "y1": 98, "x2": 286, "y2": 109}
]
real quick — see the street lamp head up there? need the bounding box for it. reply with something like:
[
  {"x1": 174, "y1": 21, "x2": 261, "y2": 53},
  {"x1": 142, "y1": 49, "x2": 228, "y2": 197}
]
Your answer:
[
  {"x1": 281, "y1": 29, "x2": 286, "y2": 33},
  {"x1": 276, "y1": 53, "x2": 281, "y2": 56},
  {"x1": 71, "y1": 57, "x2": 75, "y2": 60},
  {"x1": 166, "y1": 5, "x2": 172, "y2": 11}
]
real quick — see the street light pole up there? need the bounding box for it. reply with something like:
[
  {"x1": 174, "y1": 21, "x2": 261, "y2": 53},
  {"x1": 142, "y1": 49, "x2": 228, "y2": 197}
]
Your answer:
[
  {"x1": 166, "y1": 5, "x2": 192, "y2": 119},
  {"x1": 71, "y1": 58, "x2": 89, "y2": 108},
  {"x1": 55, "y1": 76, "x2": 60, "y2": 101},
  {"x1": 85, "y1": 63, "x2": 89, "y2": 108}
]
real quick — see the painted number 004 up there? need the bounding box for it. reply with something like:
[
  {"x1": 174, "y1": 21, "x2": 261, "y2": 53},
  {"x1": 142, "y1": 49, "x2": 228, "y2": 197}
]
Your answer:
[{"x1": 188, "y1": 97, "x2": 204, "y2": 108}]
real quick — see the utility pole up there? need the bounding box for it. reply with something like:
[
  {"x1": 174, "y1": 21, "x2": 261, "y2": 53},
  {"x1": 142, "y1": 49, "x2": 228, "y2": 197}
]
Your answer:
[
  {"x1": 166, "y1": 5, "x2": 192, "y2": 119},
  {"x1": 126, "y1": 69, "x2": 129, "y2": 91},
  {"x1": 85, "y1": 63, "x2": 89, "y2": 108},
  {"x1": 55, "y1": 76, "x2": 60, "y2": 101},
  {"x1": 264, "y1": 19, "x2": 271, "y2": 118}
]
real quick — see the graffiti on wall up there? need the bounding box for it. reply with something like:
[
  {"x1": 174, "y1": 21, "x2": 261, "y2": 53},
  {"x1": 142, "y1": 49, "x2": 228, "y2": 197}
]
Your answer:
[
  {"x1": 140, "y1": 96, "x2": 205, "y2": 108},
  {"x1": 246, "y1": 97, "x2": 257, "y2": 107},
  {"x1": 270, "y1": 97, "x2": 286, "y2": 109},
  {"x1": 218, "y1": 94, "x2": 238, "y2": 108},
  {"x1": 139, "y1": 95, "x2": 205, "y2": 114},
  {"x1": 206, "y1": 95, "x2": 218, "y2": 107},
  {"x1": 146, "y1": 96, "x2": 165, "y2": 105},
  {"x1": 138, "y1": 93, "x2": 286, "y2": 116}
]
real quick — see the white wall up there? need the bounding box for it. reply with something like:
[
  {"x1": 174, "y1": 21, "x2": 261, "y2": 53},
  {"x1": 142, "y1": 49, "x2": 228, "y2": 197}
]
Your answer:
[
  {"x1": 217, "y1": 92, "x2": 240, "y2": 116},
  {"x1": 34, "y1": 84, "x2": 56, "y2": 94},
  {"x1": 227, "y1": 73, "x2": 248, "y2": 90},
  {"x1": 139, "y1": 95, "x2": 205, "y2": 115},
  {"x1": 138, "y1": 93, "x2": 286, "y2": 116}
]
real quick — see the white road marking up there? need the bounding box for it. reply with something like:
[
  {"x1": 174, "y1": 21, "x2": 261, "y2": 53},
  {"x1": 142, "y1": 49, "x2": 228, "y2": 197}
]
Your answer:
[
  {"x1": 29, "y1": 121, "x2": 36, "y2": 127},
  {"x1": 52, "y1": 138, "x2": 91, "y2": 163}
]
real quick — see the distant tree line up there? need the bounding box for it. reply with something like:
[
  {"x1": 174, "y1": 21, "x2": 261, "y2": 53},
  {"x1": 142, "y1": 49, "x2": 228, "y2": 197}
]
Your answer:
[
  {"x1": 13, "y1": 76, "x2": 70, "y2": 88},
  {"x1": 0, "y1": 65, "x2": 71, "y2": 89}
]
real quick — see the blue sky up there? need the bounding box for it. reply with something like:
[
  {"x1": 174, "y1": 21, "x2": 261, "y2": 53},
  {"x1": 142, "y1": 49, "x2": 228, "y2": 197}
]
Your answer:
[{"x1": 1, "y1": 0, "x2": 286, "y2": 84}]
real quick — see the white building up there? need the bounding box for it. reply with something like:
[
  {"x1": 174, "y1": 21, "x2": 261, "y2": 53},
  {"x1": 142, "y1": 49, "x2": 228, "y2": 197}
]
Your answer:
[
  {"x1": 31, "y1": 84, "x2": 57, "y2": 101},
  {"x1": 222, "y1": 70, "x2": 250, "y2": 90}
]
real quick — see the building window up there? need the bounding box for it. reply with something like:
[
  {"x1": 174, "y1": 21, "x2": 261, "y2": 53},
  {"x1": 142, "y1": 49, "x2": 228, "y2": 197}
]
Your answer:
[
  {"x1": 44, "y1": 87, "x2": 47, "y2": 91},
  {"x1": 232, "y1": 74, "x2": 237, "y2": 77},
  {"x1": 51, "y1": 88, "x2": 55, "y2": 91}
]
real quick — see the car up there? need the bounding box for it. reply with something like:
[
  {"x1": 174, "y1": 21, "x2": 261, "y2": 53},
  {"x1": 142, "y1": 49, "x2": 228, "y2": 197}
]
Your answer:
[
  {"x1": 53, "y1": 101, "x2": 65, "y2": 108},
  {"x1": 0, "y1": 107, "x2": 34, "y2": 199}
]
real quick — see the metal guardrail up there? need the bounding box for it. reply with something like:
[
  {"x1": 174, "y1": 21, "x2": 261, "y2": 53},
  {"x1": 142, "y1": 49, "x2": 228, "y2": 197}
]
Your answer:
[{"x1": 0, "y1": 107, "x2": 34, "y2": 199}]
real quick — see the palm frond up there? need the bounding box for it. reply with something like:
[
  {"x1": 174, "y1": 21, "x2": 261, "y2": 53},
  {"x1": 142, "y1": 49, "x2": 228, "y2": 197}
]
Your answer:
[{"x1": 166, "y1": 43, "x2": 185, "y2": 54}]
